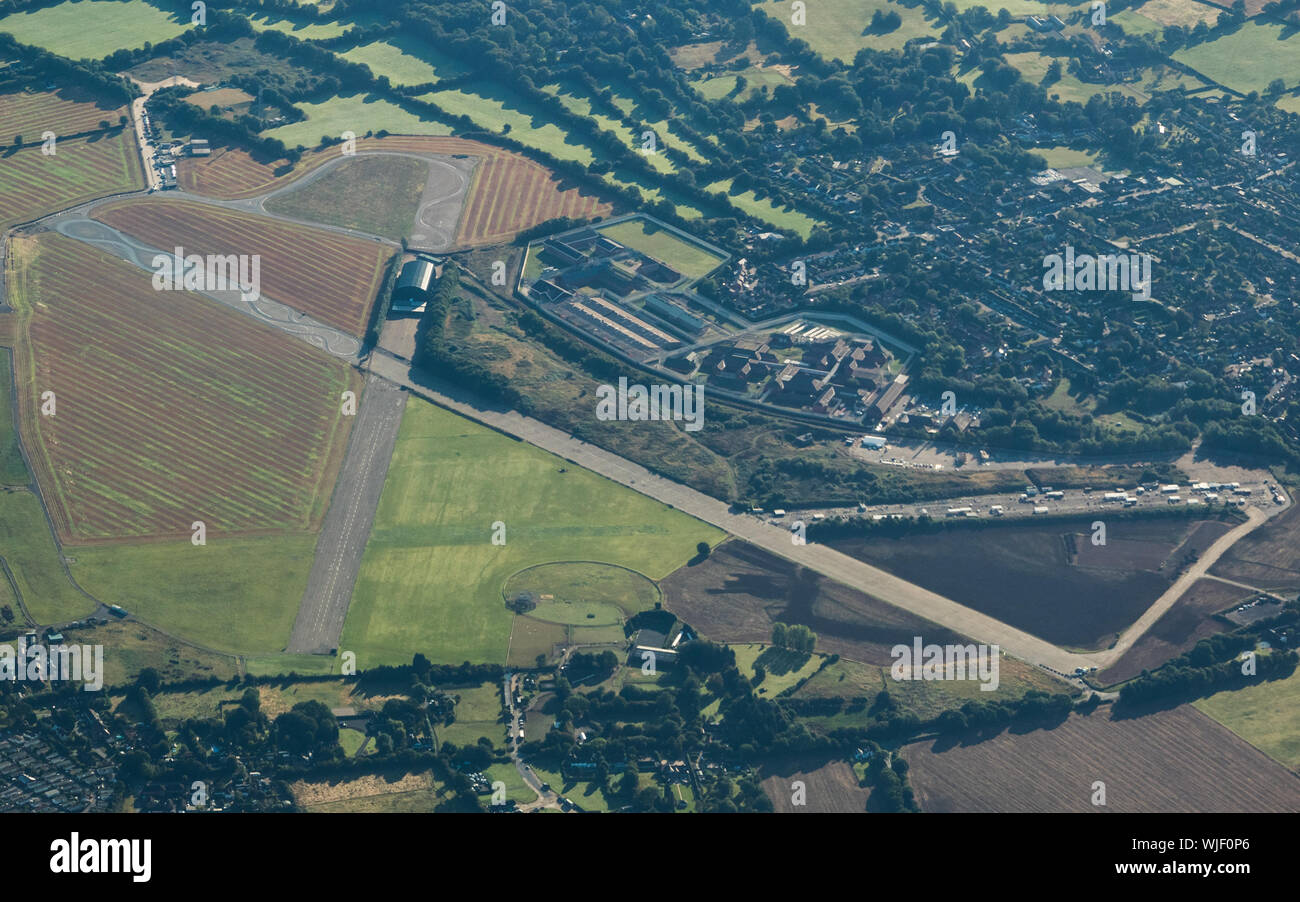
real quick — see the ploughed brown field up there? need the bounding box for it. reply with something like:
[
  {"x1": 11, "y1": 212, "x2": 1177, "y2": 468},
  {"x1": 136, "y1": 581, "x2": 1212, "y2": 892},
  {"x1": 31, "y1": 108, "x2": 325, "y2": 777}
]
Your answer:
[
  {"x1": 456, "y1": 152, "x2": 610, "y2": 246},
  {"x1": 0, "y1": 85, "x2": 128, "y2": 141},
  {"x1": 1095, "y1": 578, "x2": 1251, "y2": 686},
  {"x1": 759, "y1": 755, "x2": 872, "y2": 813},
  {"x1": 659, "y1": 539, "x2": 968, "y2": 665},
  {"x1": 175, "y1": 136, "x2": 612, "y2": 246},
  {"x1": 1211, "y1": 503, "x2": 1300, "y2": 594},
  {"x1": 13, "y1": 234, "x2": 358, "y2": 541},
  {"x1": 906, "y1": 705, "x2": 1300, "y2": 812},
  {"x1": 828, "y1": 515, "x2": 1235, "y2": 650},
  {"x1": 91, "y1": 197, "x2": 392, "y2": 336}
]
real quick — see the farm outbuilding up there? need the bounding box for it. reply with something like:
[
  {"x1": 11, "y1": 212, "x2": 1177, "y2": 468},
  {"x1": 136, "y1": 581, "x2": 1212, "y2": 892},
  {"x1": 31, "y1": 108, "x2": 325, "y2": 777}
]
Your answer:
[{"x1": 390, "y1": 258, "x2": 436, "y2": 313}]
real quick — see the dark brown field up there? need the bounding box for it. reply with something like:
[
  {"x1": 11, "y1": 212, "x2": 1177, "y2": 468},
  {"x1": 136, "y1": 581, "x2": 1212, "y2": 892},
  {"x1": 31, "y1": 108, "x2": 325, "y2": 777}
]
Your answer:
[
  {"x1": 660, "y1": 539, "x2": 967, "y2": 665},
  {"x1": 906, "y1": 705, "x2": 1300, "y2": 812},
  {"x1": 1211, "y1": 503, "x2": 1300, "y2": 594},
  {"x1": 829, "y1": 515, "x2": 1234, "y2": 650},
  {"x1": 759, "y1": 755, "x2": 872, "y2": 813},
  {"x1": 1096, "y1": 578, "x2": 1252, "y2": 686}
]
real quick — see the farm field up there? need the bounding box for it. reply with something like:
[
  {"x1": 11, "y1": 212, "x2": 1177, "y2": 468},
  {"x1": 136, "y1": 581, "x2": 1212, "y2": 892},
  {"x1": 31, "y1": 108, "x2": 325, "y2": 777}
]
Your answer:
[
  {"x1": 10, "y1": 233, "x2": 360, "y2": 541},
  {"x1": 438, "y1": 681, "x2": 505, "y2": 750},
  {"x1": 791, "y1": 652, "x2": 1072, "y2": 725},
  {"x1": 0, "y1": 489, "x2": 95, "y2": 624},
  {"x1": 0, "y1": 85, "x2": 128, "y2": 140},
  {"x1": 91, "y1": 197, "x2": 393, "y2": 336},
  {"x1": 756, "y1": 0, "x2": 941, "y2": 60},
  {"x1": 1194, "y1": 667, "x2": 1300, "y2": 771},
  {"x1": 596, "y1": 218, "x2": 727, "y2": 280},
  {"x1": 0, "y1": 0, "x2": 189, "y2": 60},
  {"x1": 341, "y1": 38, "x2": 468, "y2": 87},
  {"x1": 0, "y1": 131, "x2": 144, "y2": 229},
  {"x1": 1128, "y1": 0, "x2": 1218, "y2": 27},
  {"x1": 264, "y1": 154, "x2": 429, "y2": 241},
  {"x1": 341, "y1": 398, "x2": 722, "y2": 667},
  {"x1": 660, "y1": 540, "x2": 970, "y2": 665},
  {"x1": 759, "y1": 755, "x2": 872, "y2": 813},
  {"x1": 829, "y1": 515, "x2": 1235, "y2": 650},
  {"x1": 1095, "y1": 578, "x2": 1250, "y2": 686},
  {"x1": 68, "y1": 534, "x2": 317, "y2": 655},
  {"x1": 291, "y1": 768, "x2": 462, "y2": 812},
  {"x1": 905, "y1": 706, "x2": 1300, "y2": 811},
  {"x1": 1173, "y1": 23, "x2": 1300, "y2": 95},
  {"x1": 1210, "y1": 502, "x2": 1300, "y2": 593},
  {"x1": 458, "y1": 153, "x2": 613, "y2": 247},
  {"x1": 265, "y1": 92, "x2": 454, "y2": 149}
]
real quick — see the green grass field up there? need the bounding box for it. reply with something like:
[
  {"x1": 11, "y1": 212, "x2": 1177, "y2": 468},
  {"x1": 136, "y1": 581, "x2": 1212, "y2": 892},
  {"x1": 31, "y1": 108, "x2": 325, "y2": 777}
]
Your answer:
[
  {"x1": 0, "y1": 352, "x2": 29, "y2": 486},
  {"x1": 1174, "y1": 23, "x2": 1300, "y2": 95},
  {"x1": 59, "y1": 619, "x2": 239, "y2": 687},
  {"x1": 597, "y1": 218, "x2": 727, "y2": 279},
  {"x1": 67, "y1": 534, "x2": 317, "y2": 654},
  {"x1": 341, "y1": 38, "x2": 468, "y2": 86},
  {"x1": 265, "y1": 154, "x2": 428, "y2": 240},
  {"x1": 420, "y1": 86, "x2": 599, "y2": 166},
  {"x1": 244, "y1": 11, "x2": 354, "y2": 40},
  {"x1": 0, "y1": 0, "x2": 189, "y2": 59},
  {"x1": 1032, "y1": 145, "x2": 1100, "y2": 169},
  {"x1": 705, "y1": 178, "x2": 819, "y2": 238},
  {"x1": 342, "y1": 399, "x2": 723, "y2": 667},
  {"x1": 0, "y1": 490, "x2": 94, "y2": 624},
  {"x1": 508, "y1": 558, "x2": 663, "y2": 625},
  {"x1": 1194, "y1": 667, "x2": 1300, "y2": 771},
  {"x1": 756, "y1": 0, "x2": 941, "y2": 61},
  {"x1": 267, "y1": 93, "x2": 453, "y2": 149},
  {"x1": 732, "y1": 643, "x2": 825, "y2": 696}
]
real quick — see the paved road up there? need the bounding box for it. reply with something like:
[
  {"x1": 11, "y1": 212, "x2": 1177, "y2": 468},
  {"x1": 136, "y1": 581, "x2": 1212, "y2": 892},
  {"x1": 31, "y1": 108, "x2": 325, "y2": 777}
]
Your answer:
[
  {"x1": 287, "y1": 376, "x2": 406, "y2": 654},
  {"x1": 367, "y1": 350, "x2": 1280, "y2": 674}
]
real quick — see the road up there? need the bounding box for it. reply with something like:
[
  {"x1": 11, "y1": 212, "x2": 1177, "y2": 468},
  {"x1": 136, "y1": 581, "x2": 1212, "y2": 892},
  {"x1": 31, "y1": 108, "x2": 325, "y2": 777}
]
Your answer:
[
  {"x1": 502, "y1": 671, "x2": 563, "y2": 812},
  {"x1": 367, "y1": 350, "x2": 1284, "y2": 675},
  {"x1": 287, "y1": 376, "x2": 406, "y2": 655}
]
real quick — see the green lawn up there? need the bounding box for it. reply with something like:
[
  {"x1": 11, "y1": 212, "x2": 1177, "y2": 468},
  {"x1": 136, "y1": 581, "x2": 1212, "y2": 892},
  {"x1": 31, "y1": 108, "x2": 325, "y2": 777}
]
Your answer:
[
  {"x1": 1032, "y1": 145, "x2": 1100, "y2": 169},
  {"x1": 756, "y1": 0, "x2": 941, "y2": 61},
  {"x1": 1174, "y1": 23, "x2": 1300, "y2": 95},
  {"x1": 732, "y1": 643, "x2": 825, "y2": 696},
  {"x1": 341, "y1": 399, "x2": 723, "y2": 666},
  {"x1": 420, "y1": 86, "x2": 599, "y2": 165},
  {"x1": 342, "y1": 38, "x2": 468, "y2": 87},
  {"x1": 68, "y1": 534, "x2": 317, "y2": 654},
  {"x1": 0, "y1": 0, "x2": 189, "y2": 60},
  {"x1": 1194, "y1": 666, "x2": 1300, "y2": 771},
  {"x1": 267, "y1": 93, "x2": 453, "y2": 149},
  {"x1": 265, "y1": 154, "x2": 428, "y2": 241},
  {"x1": 244, "y1": 12, "x2": 355, "y2": 41},
  {"x1": 0, "y1": 490, "x2": 94, "y2": 624},
  {"x1": 597, "y1": 218, "x2": 727, "y2": 280},
  {"x1": 705, "y1": 178, "x2": 820, "y2": 238},
  {"x1": 0, "y1": 352, "x2": 29, "y2": 485}
]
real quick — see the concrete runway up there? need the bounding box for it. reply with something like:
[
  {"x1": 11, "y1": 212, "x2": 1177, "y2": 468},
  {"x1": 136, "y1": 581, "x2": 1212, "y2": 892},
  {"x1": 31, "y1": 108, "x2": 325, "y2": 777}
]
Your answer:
[{"x1": 287, "y1": 375, "x2": 407, "y2": 655}]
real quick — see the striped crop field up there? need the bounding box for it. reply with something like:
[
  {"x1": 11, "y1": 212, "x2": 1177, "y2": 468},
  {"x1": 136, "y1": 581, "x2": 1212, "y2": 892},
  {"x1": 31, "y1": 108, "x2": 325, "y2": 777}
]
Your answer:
[
  {"x1": 91, "y1": 197, "x2": 393, "y2": 336},
  {"x1": 9, "y1": 234, "x2": 360, "y2": 542},
  {"x1": 0, "y1": 86, "x2": 129, "y2": 141},
  {"x1": 175, "y1": 135, "x2": 612, "y2": 245},
  {"x1": 0, "y1": 131, "x2": 143, "y2": 229},
  {"x1": 457, "y1": 152, "x2": 612, "y2": 247},
  {"x1": 177, "y1": 136, "x2": 506, "y2": 199}
]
